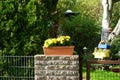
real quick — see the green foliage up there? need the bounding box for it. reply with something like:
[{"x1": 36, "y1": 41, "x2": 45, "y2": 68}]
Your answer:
[
  {"x1": 111, "y1": 36, "x2": 120, "y2": 54},
  {"x1": 57, "y1": 0, "x2": 102, "y2": 54},
  {"x1": 56, "y1": 0, "x2": 78, "y2": 20},
  {"x1": 0, "y1": 61, "x2": 4, "y2": 71},
  {"x1": 59, "y1": 15, "x2": 100, "y2": 54},
  {"x1": 111, "y1": 36, "x2": 120, "y2": 59},
  {"x1": 111, "y1": 2, "x2": 120, "y2": 28},
  {"x1": 57, "y1": 0, "x2": 77, "y2": 11},
  {"x1": 0, "y1": 0, "x2": 50, "y2": 55},
  {"x1": 41, "y1": 0, "x2": 59, "y2": 21},
  {"x1": 74, "y1": 0, "x2": 102, "y2": 22},
  {"x1": 0, "y1": 0, "x2": 119, "y2": 56}
]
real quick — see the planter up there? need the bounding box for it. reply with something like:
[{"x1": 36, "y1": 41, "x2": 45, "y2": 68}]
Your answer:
[
  {"x1": 111, "y1": 68, "x2": 120, "y2": 73},
  {"x1": 43, "y1": 46, "x2": 74, "y2": 56}
]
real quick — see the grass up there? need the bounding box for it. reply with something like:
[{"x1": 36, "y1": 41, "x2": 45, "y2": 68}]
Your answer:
[
  {"x1": 83, "y1": 66, "x2": 120, "y2": 80},
  {"x1": 90, "y1": 69, "x2": 120, "y2": 80}
]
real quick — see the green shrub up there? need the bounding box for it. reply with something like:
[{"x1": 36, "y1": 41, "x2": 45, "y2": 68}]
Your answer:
[
  {"x1": 0, "y1": 0, "x2": 51, "y2": 56},
  {"x1": 110, "y1": 36, "x2": 120, "y2": 59},
  {"x1": 58, "y1": 15, "x2": 100, "y2": 54}
]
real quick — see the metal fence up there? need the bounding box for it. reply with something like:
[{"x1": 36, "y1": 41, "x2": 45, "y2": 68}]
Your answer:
[
  {"x1": 87, "y1": 60, "x2": 120, "y2": 80},
  {"x1": 1, "y1": 56, "x2": 120, "y2": 80},
  {"x1": 0, "y1": 56, "x2": 34, "y2": 80}
]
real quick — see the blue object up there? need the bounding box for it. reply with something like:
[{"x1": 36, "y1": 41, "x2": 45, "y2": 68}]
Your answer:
[{"x1": 98, "y1": 44, "x2": 110, "y2": 49}]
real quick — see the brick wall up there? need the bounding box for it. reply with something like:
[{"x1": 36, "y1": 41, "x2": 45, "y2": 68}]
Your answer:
[{"x1": 34, "y1": 55, "x2": 79, "y2": 80}]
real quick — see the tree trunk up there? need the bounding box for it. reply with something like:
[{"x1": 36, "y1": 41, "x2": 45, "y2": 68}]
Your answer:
[{"x1": 101, "y1": 0, "x2": 113, "y2": 43}]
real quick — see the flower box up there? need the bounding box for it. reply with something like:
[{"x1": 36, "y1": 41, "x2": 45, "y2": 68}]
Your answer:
[
  {"x1": 43, "y1": 35, "x2": 74, "y2": 56},
  {"x1": 43, "y1": 46, "x2": 74, "y2": 56}
]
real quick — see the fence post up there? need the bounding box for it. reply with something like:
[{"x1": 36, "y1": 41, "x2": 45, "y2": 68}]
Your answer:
[
  {"x1": 79, "y1": 60, "x2": 82, "y2": 80},
  {"x1": 86, "y1": 60, "x2": 90, "y2": 80}
]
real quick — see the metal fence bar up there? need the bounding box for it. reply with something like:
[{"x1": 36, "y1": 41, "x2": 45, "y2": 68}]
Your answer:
[{"x1": 0, "y1": 56, "x2": 34, "y2": 80}]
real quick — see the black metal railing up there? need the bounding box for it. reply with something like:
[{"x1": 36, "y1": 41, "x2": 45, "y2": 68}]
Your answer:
[{"x1": 0, "y1": 56, "x2": 34, "y2": 80}]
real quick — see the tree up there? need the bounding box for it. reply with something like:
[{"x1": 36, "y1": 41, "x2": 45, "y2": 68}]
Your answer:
[
  {"x1": 0, "y1": 0, "x2": 59, "y2": 55},
  {"x1": 41, "y1": 0, "x2": 59, "y2": 20},
  {"x1": 108, "y1": 19, "x2": 120, "y2": 40},
  {"x1": 101, "y1": 0, "x2": 120, "y2": 42}
]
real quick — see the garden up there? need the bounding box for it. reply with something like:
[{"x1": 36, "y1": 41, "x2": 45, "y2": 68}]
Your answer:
[{"x1": 0, "y1": 0, "x2": 120, "y2": 80}]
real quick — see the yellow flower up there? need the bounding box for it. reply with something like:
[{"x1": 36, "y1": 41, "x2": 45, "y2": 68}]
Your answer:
[
  {"x1": 52, "y1": 38, "x2": 57, "y2": 44},
  {"x1": 65, "y1": 36, "x2": 70, "y2": 39},
  {"x1": 65, "y1": 36, "x2": 70, "y2": 41},
  {"x1": 60, "y1": 41, "x2": 64, "y2": 44},
  {"x1": 43, "y1": 35, "x2": 71, "y2": 47},
  {"x1": 59, "y1": 36, "x2": 64, "y2": 41},
  {"x1": 57, "y1": 37, "x2": 60, "y2": 41}
]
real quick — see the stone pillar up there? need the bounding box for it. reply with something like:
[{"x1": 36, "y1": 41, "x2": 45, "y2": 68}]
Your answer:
[{"x1": 34, "y1": 55, "x2": 79, "y2": 80}]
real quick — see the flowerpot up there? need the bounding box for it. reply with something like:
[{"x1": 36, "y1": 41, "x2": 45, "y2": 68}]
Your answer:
[{"x1": 43, "y1": 46, "x2": 74, "y2": 56}]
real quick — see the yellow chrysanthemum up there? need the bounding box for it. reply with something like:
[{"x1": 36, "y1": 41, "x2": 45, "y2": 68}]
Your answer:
[
  {"x1": 43, "y1": 35, "x2": 71, "y2": 47},
  {"x1": 52, "y1": 38, "x2": 57, "y2": 44},
  {"x1": 57, "y1": 37, "x2": 60, "y2": 41},
  {"x1": 60, "y1": 41, "x2": 64, "y2": 44},
  {"x1": 65, "y1": 36, "x2": 70, "y2": 39}
]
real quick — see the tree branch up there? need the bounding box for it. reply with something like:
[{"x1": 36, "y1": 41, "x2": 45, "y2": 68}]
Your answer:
[{"x1": 108, "y1": 19, "x2": 120, "y2": 41}]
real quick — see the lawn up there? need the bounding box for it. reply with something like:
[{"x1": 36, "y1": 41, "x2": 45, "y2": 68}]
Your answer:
[
  {"x1": 90, "y1": 69, "x2": 120, "y2": 80},
  {"x1": 83, "y1": 66, "x2": 120, "y2": 80}
]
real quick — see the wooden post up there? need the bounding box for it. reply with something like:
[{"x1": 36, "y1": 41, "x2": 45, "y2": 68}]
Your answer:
[
  {"x1": 79, "y1": 59, "x2": 82, "y2": 80},
  {"x1": 86, "y1": 61, "x2": 90, "y2": 80}
]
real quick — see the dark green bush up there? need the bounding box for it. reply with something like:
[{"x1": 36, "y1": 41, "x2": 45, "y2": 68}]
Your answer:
[
  {"x1": 110, "y1": 36, "x2": 120, "y2": 59},
  {"x1": 0, "y1": 0, "x2": 50, "y2": 55},
  {"x1": 59, "y1": 15, "x2": 100, "y2": 54}
]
